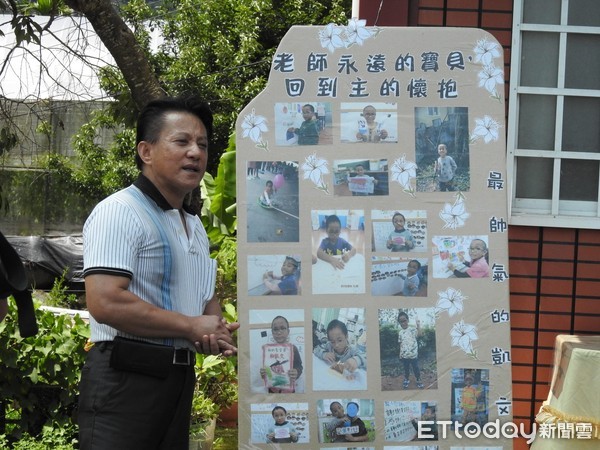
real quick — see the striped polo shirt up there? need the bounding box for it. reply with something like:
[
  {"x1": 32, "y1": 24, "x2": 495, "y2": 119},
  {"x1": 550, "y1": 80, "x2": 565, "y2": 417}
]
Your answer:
[{"x1": 83, "y1": 174, "x2": 216, "y2": 349}]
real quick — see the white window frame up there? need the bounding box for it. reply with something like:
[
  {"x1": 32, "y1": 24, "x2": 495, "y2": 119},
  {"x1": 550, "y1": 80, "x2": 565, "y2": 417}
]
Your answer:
[{"x1": 507, "y1": 0, "x2": 600, "y2": 229}]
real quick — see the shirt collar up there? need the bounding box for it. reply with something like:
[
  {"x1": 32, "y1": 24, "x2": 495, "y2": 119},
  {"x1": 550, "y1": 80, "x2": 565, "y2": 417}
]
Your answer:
[{"x1": 133, "y1": 173, "x2": 195, "y2": 214}]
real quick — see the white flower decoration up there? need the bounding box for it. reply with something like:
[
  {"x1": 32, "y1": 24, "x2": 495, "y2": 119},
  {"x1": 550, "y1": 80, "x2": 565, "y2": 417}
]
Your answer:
[
  {"x1": 390, "y1": 155, "x2": 417, "y2": 195},
  {"x1": 301, "y1": 153, "x2": 330, "y2": 194},
  {"x1": 471, "y1": 115, "x2": 501, "y2": 144},
  {"x1": 440, "y1": 193, "x2": 470, "y2": 229},
  {"x1": 473, "y1": 38, "x2": 501, "y2": 66},
  {"x1": 319, "y1": 23, "x2": 345, "y2": 52},
  {"x1": 437, "y1": 287, "x2": 466, "y2": 317},
  {"x1": 241, "y1": 109, "x2": 269, "y2": 150},
  {"x1": 319, "y1": 19, "x2": 379, "y2": 52},
  {"x1": 345, "y1": 18, "x2": 373, "y2": 46},
  {"x1": 478, "y1": 63, "x2": 504, "y2": 96},
  {"x1": 450, "y1": 319, "x2": 479, "y2": 356}
]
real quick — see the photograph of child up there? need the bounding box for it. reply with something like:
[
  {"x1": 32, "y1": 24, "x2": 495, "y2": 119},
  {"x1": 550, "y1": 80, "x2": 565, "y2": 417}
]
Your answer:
[
  {"x1": 246, "y1": 161, "x2": 299, "y2": 243},
  {"x1": 311, "y1": 210, "x2": 366, "y2": 294},
  {"x1": 434, "y1": 143, "x2": 458, "y2": 192},
  {"x1": 312, "y1": 308, "x2": 367, "y2": 391},
  {"x1": 371, "y1": 257, "x2": 428, "y2": 297},
  {"x1": 274, "y1": 102, "x2": 332, "y2": 146},
  {"x1": 249, "y1": 309, "x2": 305, "y2": 394},
  {"x1": 340, "y1": 102, "x2": 398, "y2": 143},
  {"x1": 332, "y1": 159, "x2": 389, "y2": 197},
  {"x1": 371, "y1": 210, "x2": 428, "y2": 253},
  {"x1": 317, "y1": 398, "x2": 375, "y2": 443},
  {"x1": 250, "y1": 402, "x2": 309, "y2": 444},
  {"x1": 384, "y1": 401, "x2": 438, "y2": 442},
  {"x1": 432, "y1": 235, "x2": 490, "y2": 279},
  {"x1": 450, "y1": 368, "x2": 490, "y2": 428},
  {"x1": 414, "y1": 106, "x2": 470, "y2": 192},
  {"x1": 378, "y1": 308, "x2": 438, "y2": 391},
  {"x1": 246, "y1": 254, "x2": 301, "y2": 296}
]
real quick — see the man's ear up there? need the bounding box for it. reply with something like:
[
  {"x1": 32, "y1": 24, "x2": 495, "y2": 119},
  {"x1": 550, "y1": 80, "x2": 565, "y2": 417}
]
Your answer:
[{"x1": 137, "y1": 141, "x2": 152, "y2": 166}]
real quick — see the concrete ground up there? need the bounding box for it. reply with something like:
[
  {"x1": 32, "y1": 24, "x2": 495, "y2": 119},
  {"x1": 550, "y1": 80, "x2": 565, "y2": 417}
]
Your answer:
[{"x1": 245, "y1": 165, "x2": 300, "y2": 243}]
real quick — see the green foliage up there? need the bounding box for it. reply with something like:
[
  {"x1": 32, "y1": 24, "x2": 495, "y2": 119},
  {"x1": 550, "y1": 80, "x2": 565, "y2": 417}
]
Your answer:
[
  {"x1": 0, "y1": 292, "x2": 89, "y2": 442},
  {"x1": 149, "y1": 0, "x2": 350, "y2": 159},
  {"x1": 379, "y1": 323, "x2": 398, "y2": 360},
  {"x1": 42, "y1": 269, "x2": 80, "y2": 309},
  {"x1": 1, "y1": 421, "x2": 77, "y2": 449},
  {"x1": 192, "y1": 354, "x2": 238, "y2": 422},
  {"x1": 44, "y1": 109, "x2": 138, "y2": 201},
  {"x1": 201, "y1": 134, "x2": 237, "y2": 246}
]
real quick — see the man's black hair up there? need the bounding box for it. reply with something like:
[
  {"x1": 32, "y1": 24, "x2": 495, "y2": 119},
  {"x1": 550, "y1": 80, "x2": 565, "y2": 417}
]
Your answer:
[{"x1": 135, "y1": 95, "x2": 213, "y2": 170}]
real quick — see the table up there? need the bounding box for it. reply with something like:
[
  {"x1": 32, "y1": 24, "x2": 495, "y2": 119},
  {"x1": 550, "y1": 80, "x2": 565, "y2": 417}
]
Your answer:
[{"x1": 530, "y1": 335, "x2": 600, "y2": 449}]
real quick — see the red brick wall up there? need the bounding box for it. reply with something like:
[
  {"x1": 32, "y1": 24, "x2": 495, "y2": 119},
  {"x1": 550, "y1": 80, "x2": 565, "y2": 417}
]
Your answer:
[
  {"x1": 509, "y1": 226, "x2": 600, "y2": 449},
  {"x1": 412, "y1": 0, "x2": 513, "y2": 109}
]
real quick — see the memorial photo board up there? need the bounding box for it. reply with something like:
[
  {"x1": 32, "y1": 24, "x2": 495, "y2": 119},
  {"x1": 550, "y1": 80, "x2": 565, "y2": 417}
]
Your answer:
[{"x1": 236, "y1": 22, "x2": 512, "y2": 449}]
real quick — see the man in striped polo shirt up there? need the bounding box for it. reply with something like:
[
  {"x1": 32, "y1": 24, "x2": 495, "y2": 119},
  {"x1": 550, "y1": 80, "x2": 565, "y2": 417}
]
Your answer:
[{"x1": 78, "y1": 96, "x2": 239, "y2": 450}]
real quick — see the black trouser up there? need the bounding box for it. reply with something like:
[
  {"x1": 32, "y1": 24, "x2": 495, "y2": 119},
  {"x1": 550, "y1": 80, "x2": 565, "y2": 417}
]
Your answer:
[
  {"x1": 78, "y1": 343, "x2": 195, "y2": 450},
  {"x1": 401, "y1": 357, "x2": 421, "y2": 381}
]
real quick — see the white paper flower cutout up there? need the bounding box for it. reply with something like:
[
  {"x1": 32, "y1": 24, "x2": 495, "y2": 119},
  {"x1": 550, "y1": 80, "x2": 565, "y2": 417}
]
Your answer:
[
  {"x1": 450, "y1": 319, "x2": 479, "y2": 358},
  {"x1": 390, "y1": 155, "x2": 417, "y2": 196},
  {"x1": 241, "y1": 109, "x2": 269, "y2": 150},
  {"x1": 437, "y1": 287, "x2": 466, "y2": 317},
  {"x1": 470, "y1": 115, "x2": 501, "y2": 144},
  {"x1": 319, "y1": 23, "x2": 345, "y2": 52},
  {"x1": 473, "y1": 38, "x2": 501, "y2": 66},
  {"x1": 319, "y1": 19, "x2": 380, "y2": 52},
  {"x1": 440, "y1": 192, "x2": 470, "y2": 229},
  {"x1": 478, "y1": 63, "x2": 504, "y2": 98},
  {"x1": 345, "y1": 18, "x2": 375, "y2": 46},
  {"x1": 301, "y1": 153, "x2": 330, "y2": 194}
]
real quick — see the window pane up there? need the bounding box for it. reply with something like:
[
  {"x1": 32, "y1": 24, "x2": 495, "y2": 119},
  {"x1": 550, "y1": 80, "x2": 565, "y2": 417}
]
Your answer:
[
  {"x1": 523, "y1": 0, "x2": 561, "y2": 24},
  {"x1": 565, "y1": 34, "x2": 600, "y2": 90},
  {"x1": 562, "y1": 97, "x2": 600, "y2": 153},
  {"x1": 520, "y1": 32, "x2": 559, "y2": 88},
  {"x1": 516, "y1": 157, "x2": 553, "y2": 199},
  {"x1": 518, "y1": 95, "x2": 556, "y2": 150},
  {"x1": 560, "y1": 159, "x2": 599, "y2": 201},
  {"x1": 568, "y1": 0, "x2": 600, "y2": 26}
]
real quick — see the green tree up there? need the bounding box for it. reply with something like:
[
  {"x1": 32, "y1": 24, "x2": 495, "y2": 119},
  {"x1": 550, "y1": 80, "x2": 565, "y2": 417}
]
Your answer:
[{"x1": 2, "y1": 0, "x2": 350, "y2": 214}]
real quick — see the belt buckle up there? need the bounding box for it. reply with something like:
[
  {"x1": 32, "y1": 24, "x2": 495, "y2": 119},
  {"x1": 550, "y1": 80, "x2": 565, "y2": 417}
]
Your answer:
[{"x1": 173, "y1": 348, "x2": 192, "y2": 366}]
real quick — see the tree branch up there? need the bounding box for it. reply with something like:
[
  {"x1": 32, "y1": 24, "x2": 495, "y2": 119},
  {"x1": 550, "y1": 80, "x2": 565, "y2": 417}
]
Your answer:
[{"x1": 64, "y1": 0, "x2": 165, "y2": 109}]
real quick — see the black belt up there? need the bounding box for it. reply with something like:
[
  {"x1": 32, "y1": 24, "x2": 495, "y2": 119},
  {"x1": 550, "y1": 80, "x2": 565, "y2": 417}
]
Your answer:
[{"x1": 102, "y1": 337, "x2": 195, "y2": 378}]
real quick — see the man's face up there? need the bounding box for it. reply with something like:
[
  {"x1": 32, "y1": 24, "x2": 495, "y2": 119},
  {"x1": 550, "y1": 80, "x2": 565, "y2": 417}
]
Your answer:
[{"x1": 139, "y1": 111, "x2": 208, "y2": 206}]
